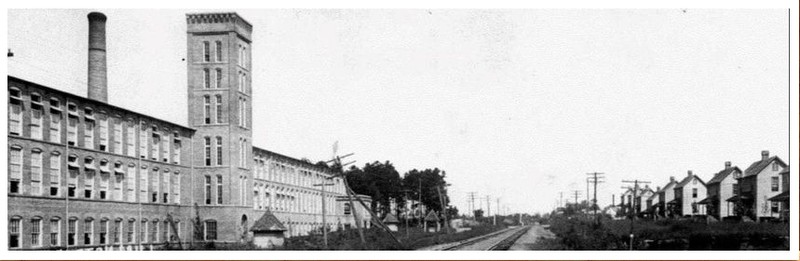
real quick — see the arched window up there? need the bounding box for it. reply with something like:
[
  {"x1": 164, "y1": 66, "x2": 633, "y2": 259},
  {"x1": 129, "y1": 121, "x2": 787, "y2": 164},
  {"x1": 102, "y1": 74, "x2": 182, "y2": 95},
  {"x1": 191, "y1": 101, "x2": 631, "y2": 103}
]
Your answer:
[
  {"x1": 9, "y1": 145, "x2": 23, "y2": 194},
  {"x1": 215, "y1": 95, "x2": 223, "y2": 124},
  {"x1": 30, "y1": 148, "x2": 43, "y2": 196},
  {"x1": 203, "y1": 68, "x2": 210, "y2": 89},
  {"x1": 83, "y1": 217, "x2": 94, "y2": 245},
  {"x1": 67, "y1": 217, "x2": 78, "y2": 246},
  {"x1": 49, "y1": 217, "x2": 61, "y2": 247},
  {"x1": 216, "y1": 137, "x2": 223, "y2": 166},
  {"x1": 9, "y1": 88, "x2": 23, "y2": 136},
  {"x1": 204, "y1": 175, "x2": 212, "y2": 205},
  {"x1": 203, "y1": 95, "x2": 211, "y2": 124}
]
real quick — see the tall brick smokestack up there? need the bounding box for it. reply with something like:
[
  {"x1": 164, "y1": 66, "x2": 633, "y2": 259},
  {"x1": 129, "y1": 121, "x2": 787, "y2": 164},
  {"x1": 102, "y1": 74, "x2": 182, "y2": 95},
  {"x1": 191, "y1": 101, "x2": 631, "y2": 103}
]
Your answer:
[{"x1": 87, "y1": 12, "x2": 108, "y2": 102}]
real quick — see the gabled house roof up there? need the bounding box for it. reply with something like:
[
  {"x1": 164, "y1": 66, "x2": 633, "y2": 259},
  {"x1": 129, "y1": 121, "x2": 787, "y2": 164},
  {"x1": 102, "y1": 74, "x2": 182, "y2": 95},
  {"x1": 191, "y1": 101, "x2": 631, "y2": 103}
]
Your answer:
[
  {"x1": 424, "y1": 211, "x2": 440, "y2": 222},
  {"x1": 743, "y1": 156, "x2": 786, "y2": 178},
  {"x1": 250, "y1": 210, "x2": 287, "y2": 232},
  {"x1": 659, "y1": 180, "x2": 678, "y2": 193},
  {"x1": 675, "y1": 174, "x2": 705, "y2": 188},
  {"x1": 383, "y1": 213, "x2": 400, "y2": 224},
  {"x1": 707, "y1": 167, "x2": 742, "y2": 184}
]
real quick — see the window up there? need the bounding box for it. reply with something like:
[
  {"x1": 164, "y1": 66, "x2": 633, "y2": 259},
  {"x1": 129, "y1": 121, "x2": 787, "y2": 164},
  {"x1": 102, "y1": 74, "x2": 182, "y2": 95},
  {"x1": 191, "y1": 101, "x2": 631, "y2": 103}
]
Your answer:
[
  {"x1": 10, "y1": 217, "x2": 21, "y2": 248},
  {"x1": 217, "y1": 175, "x2": 223, "y2": 204},
  {"x1": 67, "y1": 156, "x2": 77, "y2": 197},
  {"x1": 205, "y1": 176, "x2": 211, "y2": 205},
  {"x1": 126, "y1": 220, "x2": 135, "y2": 243},
  {"x1": 99, "y1": 163, "x2": 109, "y2": 200},
  {"x1": 126, "y1": 122, "x2": 136, "y2": 157},
  {"x1": 215, "y1": 95, "x2": 223, "y2": 124},
  {"x1": 162, "y1": 170, "x2": 170, "y2": 203},
  {"x1": 215, "y1": 41, "x2": 222, "y2": 62},
  {"x1": 204, "y1": 137, "x2": 212, "y2": 166},
  {"x1": 140, "y1": 165, "x2": 148, "y2": 202},
  {"x1": 113, "y1": 119, "x2": 122, "y2": 154},
  {"x1": 344, "y1": 203, "x2": 351, "y2": 215},
  {"x1": 215, "y1": 68, "x2": 222, "y2": 88},
  {"x1": 50, "y1": 218, "x2": 61, "y2": 246},
  {"x1": 9, "y1": 146, "x2": 22, "y2": 194},
  {"x1": 161, "y1": 221, "x2": 168, "y2": 243},
  {"x1": 49, "y1": 111, "x2": 61, "y2": 143},
  {"x1": 50, "y1": 98, "x2": 61, "y2": 111},
  {"x1": 691, "y1": 188, "x2": 698, "y2": 198},
  {"x1": 772, "y1": 176, "x2": 779, "y2": 191},
  {"x1": 216, "y1": 137, "x2": 223, "y2": 165},
  {"x1": 31, "y1": 149, "x2": 43, "y2": 195},
  {"x1": 203, "y1": 96, "x2": 211, "y2": 124},
  {"x1": 161, "y1": 133, "x2": 170, "y2": 162},
  {"x1": 203, "y1": 68, "x2": 210, "y2": 89},
  {"x1": 140, "y1": 220, "x2": 147, "y2": 243},
  {"x1": 773, "y1": 162, "x2": 779, "y2": 171},
  {"x1": 84, "y1": 120, "x2": 95, "y2": 149},
  {"x1": 150, "y1": 220, "x2": 157, "y2": 243},
  {"x1": 99, "y1": 117, "x2": 108, "y2": 151},
  {"x1": 84, "y1": 159, "x2": 95, "y2": 199},
  {"x1": 204, "y1": 221, "x2": 217, "y2": 240},
  {"x1": 31, "y1": 218, "x2": 42, "y2": 247},
  {"x1": 172, "y1": 137, "x2": 181, "y2": 164},
  {"x1": 67, "y1": 218, "x2": 77, "y2": 246},
  {"x1": 113, "y1": 167, "x2": 123, "y2": 201},
  {"x1": 151, "y1": 131, "x2": 160, "y2": 160},
  {"x1": 151, "y1": 168, "x2": 159, "y2": 203},
  {"x1": 113, "y1": 220, "x2": 121, "y2": 244},
  {"x1": 9, "y1": 88, "x2": 22, "y2": 136},
  {"x1": 173, "y1": 173, "x2": 180, "y2": 204},
  {"x1": 67, "y1": 116, "x2": 78, "y2": 146},
  {"x1": 139, "y1": 123, "x2": 148, "y2": 158},
  {"x1": 203, "y1": 41, "x2": 210, "y2": 62},
  {"x1": 733, "y1": 183, "x2": 739, "y2": 195},
  {"x1": 126, "y1": 164, "x2": 136, "y2": 202},
  {"x1": 31, "y1": 105, "x2": 43, "y2": 139},
  {"x1": 99, "y1": 219, "x2": 108, "y2": 244},
  {"x1": 771, "y1": 201, "x2": 779, "y2": 213},
  {"x1": 83, "y1": 219, "x2": 93, "y2": 245}
]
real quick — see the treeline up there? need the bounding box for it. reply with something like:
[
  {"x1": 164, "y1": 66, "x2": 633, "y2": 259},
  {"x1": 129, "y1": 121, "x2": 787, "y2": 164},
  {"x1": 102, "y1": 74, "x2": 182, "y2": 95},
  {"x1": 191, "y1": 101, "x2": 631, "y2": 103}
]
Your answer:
[{"x1": 335, "y1": 160, "x2": 457, "y2": 220}]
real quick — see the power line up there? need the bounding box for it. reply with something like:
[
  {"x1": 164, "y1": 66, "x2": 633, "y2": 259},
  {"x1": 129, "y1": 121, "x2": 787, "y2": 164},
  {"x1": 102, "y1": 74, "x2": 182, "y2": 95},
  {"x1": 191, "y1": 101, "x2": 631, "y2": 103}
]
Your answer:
[
  {"x1": 621, "y1": 179, "x2": 651, "y2": 250},
  {"x1": 586, "y1": 172, "x2": 606, "y2": 221}
]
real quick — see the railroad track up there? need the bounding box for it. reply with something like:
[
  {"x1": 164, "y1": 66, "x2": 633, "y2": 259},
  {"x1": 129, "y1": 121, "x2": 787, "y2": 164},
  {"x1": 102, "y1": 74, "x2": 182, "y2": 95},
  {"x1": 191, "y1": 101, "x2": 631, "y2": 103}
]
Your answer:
[{"x1": 443, "y1": 226, "x2": 530, "y2": 251}]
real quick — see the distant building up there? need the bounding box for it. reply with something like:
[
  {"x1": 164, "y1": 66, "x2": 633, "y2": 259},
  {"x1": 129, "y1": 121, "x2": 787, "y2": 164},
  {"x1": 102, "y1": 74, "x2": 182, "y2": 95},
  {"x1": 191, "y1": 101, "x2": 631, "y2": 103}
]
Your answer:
[
  {"x1": 737, "y1": 150, "x2": 787, "y2": 221},
  {"x1": 7, "y1": 12, "x2": 372, "y2": 250},
  {"x1": 673, "y1": 171, "x2": 706, "y2": 217},
  {"x1": 768, "y1": 166, "x2": 789, "y2": 221},
  {"x1": 659, "y1": 177, "x2": 678, "y2": 217},
  {"x1": 645, "y1": 186, "x2": 661, "y2": 218},
  {"x1": 700, "y1": 161, "x2": 742, "y2": 220}
]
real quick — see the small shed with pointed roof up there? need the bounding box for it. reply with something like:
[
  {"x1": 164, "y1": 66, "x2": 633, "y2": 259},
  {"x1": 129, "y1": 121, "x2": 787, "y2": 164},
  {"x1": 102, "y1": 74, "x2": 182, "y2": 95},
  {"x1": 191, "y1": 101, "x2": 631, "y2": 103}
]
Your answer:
[
  {"x1": 383, "y1": 213, "x2": 400, "y2": 232},
  {"x1": 250, "y1": 211, "x2": 287, "y2": 249},
  {"x1": 423, "y1": 211, "x2": 441, "y2": 233}
]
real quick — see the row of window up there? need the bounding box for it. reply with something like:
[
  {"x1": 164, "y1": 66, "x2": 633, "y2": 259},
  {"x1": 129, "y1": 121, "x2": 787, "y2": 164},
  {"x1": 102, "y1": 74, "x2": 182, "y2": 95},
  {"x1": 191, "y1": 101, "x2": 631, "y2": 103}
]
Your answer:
[
  {"x1": 200, "y1": 40, "x2": 248, "y2": 69},
  {"x1": 253, "y1": 159, "x2": 344, "y2": 193},
  {"x1": 8, "y1": 216, "x2": 192, "y2": 249},
  {"x1": 252, "y1": 183, "x2": 340, "y2": 215},
  {"x1": 200, "y1": 68, "x2": 249, "y2": 95},
  {"x1": 9, "y1": 88, "x2": 183, "y2": 165},
  {"x1": 9, "y1": 146, "x2": 181, "y2": 204}
]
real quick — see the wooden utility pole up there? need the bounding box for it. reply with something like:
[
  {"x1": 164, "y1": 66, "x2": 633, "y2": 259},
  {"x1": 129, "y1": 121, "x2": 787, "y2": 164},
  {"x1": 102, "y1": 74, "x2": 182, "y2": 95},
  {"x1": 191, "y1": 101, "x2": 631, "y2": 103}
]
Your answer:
[
  {"x1": 621, "y1": 179, "x2": 651, "y2": 250},
  {"x1": 586, "y1": 172, "x2": 606, "y2": 222},
  {"x1": 436, "y1": 184, "x2": 449, "y2": 233},
  {"x1": 312, "y1": 180, "x2": 334, "y2": 249},
  {"x1": 467, "y1": 192, "x2": 477, "y2": 220}
]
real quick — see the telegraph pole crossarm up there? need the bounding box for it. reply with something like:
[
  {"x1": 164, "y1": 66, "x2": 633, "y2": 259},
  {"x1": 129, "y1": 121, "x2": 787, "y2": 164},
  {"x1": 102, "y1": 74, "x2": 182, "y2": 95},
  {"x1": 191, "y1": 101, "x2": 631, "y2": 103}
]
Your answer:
[{"x1": 621, "y1": 179, "x2": 651, "y2": 250}]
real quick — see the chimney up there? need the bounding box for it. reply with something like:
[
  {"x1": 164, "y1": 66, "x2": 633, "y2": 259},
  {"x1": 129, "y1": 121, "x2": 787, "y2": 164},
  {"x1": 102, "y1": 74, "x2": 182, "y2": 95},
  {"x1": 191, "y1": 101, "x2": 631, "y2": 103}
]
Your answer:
[
  {"x1": 87, "y1": 12, "x2": 108, "y2": 102},
  {"x1": 761, "y1": 150, "x2": 769, "y2": 161},
  {"x1": 725, "y1": 161, "x2": 731, "y2": 168},
  {"x1": 687, "y1": 170, "x2": 693, "y2": 177},
  {"x1": 670, "y1": 176, "x2": 675, "y2": 182},
  {"x1": 612, "y1": 194, "x2": 615, "y2": 206},
  {"x1": 657, "y1": 186, "x2": 661, "y2": 191}
]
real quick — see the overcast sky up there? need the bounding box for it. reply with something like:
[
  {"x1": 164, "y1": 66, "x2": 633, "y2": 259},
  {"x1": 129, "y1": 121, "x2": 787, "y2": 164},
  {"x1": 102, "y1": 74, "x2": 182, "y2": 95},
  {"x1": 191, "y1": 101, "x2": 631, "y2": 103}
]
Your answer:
[{"x1": 8, "y1": 9, "x2": 789, "y2": 215}]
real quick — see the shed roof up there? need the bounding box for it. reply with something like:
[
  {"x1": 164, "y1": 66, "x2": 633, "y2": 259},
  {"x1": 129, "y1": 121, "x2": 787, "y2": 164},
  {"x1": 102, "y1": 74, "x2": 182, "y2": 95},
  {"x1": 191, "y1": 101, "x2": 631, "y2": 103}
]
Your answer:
[{"x1": 250, "y1": 211, "x2": 287, "y2": 232}]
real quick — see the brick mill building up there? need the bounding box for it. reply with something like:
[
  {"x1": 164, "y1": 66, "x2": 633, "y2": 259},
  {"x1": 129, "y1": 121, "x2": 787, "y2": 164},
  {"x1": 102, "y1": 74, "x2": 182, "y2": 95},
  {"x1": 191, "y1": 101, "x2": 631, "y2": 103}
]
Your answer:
[{"x1": 8, "y1": 12, "x2": 371, "y2": 250}]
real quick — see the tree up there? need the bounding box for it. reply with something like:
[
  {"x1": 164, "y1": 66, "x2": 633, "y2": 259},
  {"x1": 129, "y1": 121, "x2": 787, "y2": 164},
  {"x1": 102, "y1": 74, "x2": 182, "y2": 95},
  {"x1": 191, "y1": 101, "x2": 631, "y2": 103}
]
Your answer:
[
  {"x1": 344, "y1": 161, "x2": 404, "y2": 217},
  {"x1": 402, "y1": 168, "x2": 449, "y2": 214}
]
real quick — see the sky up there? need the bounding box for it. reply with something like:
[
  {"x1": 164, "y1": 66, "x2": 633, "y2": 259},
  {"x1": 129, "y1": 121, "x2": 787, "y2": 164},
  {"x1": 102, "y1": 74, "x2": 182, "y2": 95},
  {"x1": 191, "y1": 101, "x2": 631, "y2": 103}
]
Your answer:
[{"x1": 7, "y1": 9, "x2": 790, "y2": 215}]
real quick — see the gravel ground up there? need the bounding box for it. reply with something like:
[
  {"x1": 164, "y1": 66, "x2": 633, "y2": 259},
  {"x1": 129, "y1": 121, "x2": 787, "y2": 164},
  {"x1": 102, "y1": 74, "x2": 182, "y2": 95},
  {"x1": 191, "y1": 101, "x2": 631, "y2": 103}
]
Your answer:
[{"x1": 508, "y1": 223, "x2": 556, "y2": 250}]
